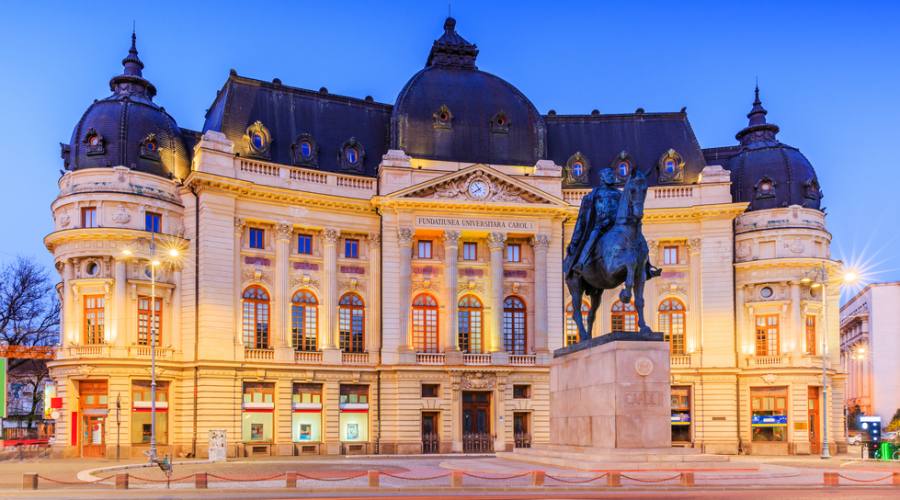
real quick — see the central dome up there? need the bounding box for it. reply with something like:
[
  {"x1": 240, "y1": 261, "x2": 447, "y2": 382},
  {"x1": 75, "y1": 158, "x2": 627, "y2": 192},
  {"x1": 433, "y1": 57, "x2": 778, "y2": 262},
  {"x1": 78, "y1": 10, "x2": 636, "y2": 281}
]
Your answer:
[{"x1": 391, "y1": 18, "x2": 546, "y2": 166}]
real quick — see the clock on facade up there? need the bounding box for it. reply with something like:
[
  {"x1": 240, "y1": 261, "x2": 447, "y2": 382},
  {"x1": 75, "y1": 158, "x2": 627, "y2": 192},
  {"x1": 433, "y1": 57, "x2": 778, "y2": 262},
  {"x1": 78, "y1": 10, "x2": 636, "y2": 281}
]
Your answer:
[{"x1": 468, "y1": 180, "x2": 489, "y2": 199}]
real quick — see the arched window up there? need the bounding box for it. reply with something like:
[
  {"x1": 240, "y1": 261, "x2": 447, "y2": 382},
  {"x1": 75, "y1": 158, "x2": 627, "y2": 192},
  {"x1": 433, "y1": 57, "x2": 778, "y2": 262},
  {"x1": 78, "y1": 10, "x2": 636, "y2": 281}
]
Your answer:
[
  {"x1": 412, "y1": 294, "x2": 439, "y2": 353},
  {"x1": 338, "y1": 293, "x2": 365, "y2": 353},
  {"x1": 565, "y1": 301, "x2": 590, "y2": 347},
  {"x1": 242, "y1": 286, "x2": 270, "y2": 349},
  {"x1": 291, "y1": 290, "x2": 318, "y2": 352},
  {"x1": 458, "y1": 295, "x2": 483, "y2": 353},
  {"x1": 658, "y1": 298, "x2": 686, "y2": 355},
  {"x1": 611, "y1": 300, "x2": 637, "y2": 332},
  {"x1": 503, "y1": 296, "x2": 527, "y2": 354}
]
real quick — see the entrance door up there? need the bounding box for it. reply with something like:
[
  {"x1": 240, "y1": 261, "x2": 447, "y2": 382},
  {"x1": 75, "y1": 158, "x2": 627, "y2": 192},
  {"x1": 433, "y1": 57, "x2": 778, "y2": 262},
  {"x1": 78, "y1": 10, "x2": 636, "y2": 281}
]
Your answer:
[
  {"x1": 421, "y1": 412, "x2": 439, "y2": 454},
  {"x1": 808, "y1": 386, "x2": 821, "y2": 454},
  {"x1": 513, "y1": 412, "x2": 531, "y2": 448},
  {"x1": 82, "y1": 416, "x2": 106, "y2": 457},
  {"x1": 462, "y1": 391, "x2": 492, "y2": 453}
]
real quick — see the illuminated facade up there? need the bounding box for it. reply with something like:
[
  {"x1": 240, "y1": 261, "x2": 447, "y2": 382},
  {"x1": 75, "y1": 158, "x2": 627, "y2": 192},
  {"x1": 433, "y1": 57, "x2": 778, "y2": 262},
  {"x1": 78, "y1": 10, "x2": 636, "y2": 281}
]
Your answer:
[{"x1": 46, "y1": 19, "x2": 845, "y2": 458}]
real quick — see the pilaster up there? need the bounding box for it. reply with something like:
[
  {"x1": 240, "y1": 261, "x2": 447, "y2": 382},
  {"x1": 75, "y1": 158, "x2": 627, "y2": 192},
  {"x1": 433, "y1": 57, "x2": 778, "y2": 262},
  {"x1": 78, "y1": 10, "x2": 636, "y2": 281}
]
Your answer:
[
  {"x1": 488, "y1": 232, "x2": 506, "y2": 353},
  {"x1": 113, "y1": 258, "x2": 127, "y2": 347},
  {"x1": 274, "y1": 222, "x2": 293, "y2": 360},
  {"x1": 397, "y1": 227, "x2": 415, "y2": 363},
  {"x1": 531, "y1": 234, "x2": 550, "y2": 354},
  {"x1": 321, "y1": 228, "x2": 340, "y2": 352},
  {"x1": 443, "y1": 230, "x2": 461, "y2": 354}
]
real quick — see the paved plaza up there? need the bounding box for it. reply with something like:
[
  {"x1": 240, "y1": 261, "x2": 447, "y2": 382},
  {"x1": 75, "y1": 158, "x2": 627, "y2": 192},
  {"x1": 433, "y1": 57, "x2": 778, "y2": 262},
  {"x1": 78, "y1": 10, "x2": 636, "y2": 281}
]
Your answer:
[{"x1": 0, "y1": 453, "x2": 898, "y2": 498}]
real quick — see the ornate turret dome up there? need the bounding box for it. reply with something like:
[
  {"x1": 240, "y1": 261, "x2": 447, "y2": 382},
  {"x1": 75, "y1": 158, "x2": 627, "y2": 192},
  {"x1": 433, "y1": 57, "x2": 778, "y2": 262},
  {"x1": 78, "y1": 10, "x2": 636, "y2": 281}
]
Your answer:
[
  {"x1": 61, "y1": 33, "x2": 190, "y2": 180},
  {"x1": 727, "y1": 87, "x2": 822, "y2": 211},
  {"x1": 391, "y1": 18, "x2": 546, "y2": 166}
]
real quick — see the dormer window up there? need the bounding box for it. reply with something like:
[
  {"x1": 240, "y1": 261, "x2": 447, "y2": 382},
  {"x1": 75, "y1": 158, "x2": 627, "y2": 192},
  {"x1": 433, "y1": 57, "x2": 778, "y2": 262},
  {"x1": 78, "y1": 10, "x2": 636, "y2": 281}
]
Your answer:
[
  {"x1": 83, "y1": 128, "x2": 105, "y2": 156},
  {"x1": 490, "y1": 111, "x2": 510, "y2": 134},
  {"x1": 804, "y1": 178, "x2": 821, "y2": 201},
  {"x1": 658, "y1": 149, "x2": 685, "y2": 183},
  {"x1": 338, "y1": 138, "x2": 365, "y2": 172},
  {"x1": 611, "y1": 151, "x2": 633, "y2": 181},
  {"x1": 291, "y1": 133, "x2": 318, "y2": 167},
  {"x1": 565, "y1": 152, "x2": 590, "y2": 184},
  {"x1": 433, "y1": 104, "x2": 453, "y2": 129},
  {"x1": 572, "y1": 161, "x2": 584, "y2": 177},
  {"x1": 245, "y1": 121, "x2": 272, "y2": 158},
  {"x1": 139, "y1": 134, "x2": 160, "y2": 161},
  {"x1": 755, "y1": 177, "x2": 776, "y2": 199}
]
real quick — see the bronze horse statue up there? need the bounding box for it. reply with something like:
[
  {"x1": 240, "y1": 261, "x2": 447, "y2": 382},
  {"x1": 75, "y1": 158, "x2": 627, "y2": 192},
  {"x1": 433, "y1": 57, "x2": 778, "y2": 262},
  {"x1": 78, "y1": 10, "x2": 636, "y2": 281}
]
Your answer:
[{"x1": 565, "y1": 169, "x2": 654, "y2": 343}]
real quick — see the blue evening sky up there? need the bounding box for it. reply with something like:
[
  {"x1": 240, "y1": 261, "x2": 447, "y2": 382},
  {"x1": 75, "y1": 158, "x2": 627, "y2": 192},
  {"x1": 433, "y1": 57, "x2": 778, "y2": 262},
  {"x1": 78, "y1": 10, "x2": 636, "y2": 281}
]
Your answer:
[{"x1": 1, "y1": 1, "x2": 898, "y2": 294}]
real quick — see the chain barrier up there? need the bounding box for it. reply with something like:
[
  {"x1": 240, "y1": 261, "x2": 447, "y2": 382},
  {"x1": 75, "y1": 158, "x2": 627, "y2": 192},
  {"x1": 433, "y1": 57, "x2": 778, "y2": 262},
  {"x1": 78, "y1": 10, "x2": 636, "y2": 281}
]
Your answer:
[
  {"x1": 293, "y1": 471, "x2": 369, "y2": 481},
  {"x1": 544, "y1": 473, "x2": 609, "y2": 484},
  {"x1": 379, "y1": 471, "x2": 451, "y2": 481},
  {"x1": 129, "y1": 474, "x2": 196, "y2": 483},
  {"x1": 620, "y1": 473, "x2": 682, "y2": 483},
  {"x1": 461, "y1": 471, "x2": 533, "y2": 481},
  {"x1": 207, "y1": 472, "x2": 286, "y2": 482},
  {"x1": 835, "y1": 473, "x2": 893, "y2": 483},
  {"x1": 36, "y1": 475, "x2": 115, "y2": 486}
]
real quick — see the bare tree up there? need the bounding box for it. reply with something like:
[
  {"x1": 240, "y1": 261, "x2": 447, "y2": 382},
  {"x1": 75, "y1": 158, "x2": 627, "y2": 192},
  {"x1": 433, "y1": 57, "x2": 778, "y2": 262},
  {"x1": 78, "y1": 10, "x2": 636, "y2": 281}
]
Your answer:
[{"x1": 0, "y1": 257, "x2": 60, "y2": 371}]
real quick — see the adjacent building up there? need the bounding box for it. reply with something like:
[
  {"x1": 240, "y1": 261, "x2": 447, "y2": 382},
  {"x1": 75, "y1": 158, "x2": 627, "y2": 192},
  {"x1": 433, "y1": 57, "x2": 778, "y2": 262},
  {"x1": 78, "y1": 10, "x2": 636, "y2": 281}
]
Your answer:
[
  {"x1": 46, "y1": 18, "x2": 845, "y2": 458},
  {"x1": 840, "y1": 282, "x2": 900, "y2": 423}
]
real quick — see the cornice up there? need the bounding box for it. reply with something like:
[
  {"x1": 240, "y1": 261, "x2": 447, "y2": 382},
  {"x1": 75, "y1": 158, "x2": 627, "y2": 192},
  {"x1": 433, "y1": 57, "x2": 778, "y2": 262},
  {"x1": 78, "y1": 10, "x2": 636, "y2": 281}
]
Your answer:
[
  {"x1": 642, "y1": 202, "x2": 749, "y2": 223},
  {"x1": 735, "y1": 257, "x2": 842, "y2": 272},
  {"x1": 372, "y1": 196, "x2": 571, "y2": 216},
  {"x1": 44, "y1": 227, "x2": 189, "y2": 253}
]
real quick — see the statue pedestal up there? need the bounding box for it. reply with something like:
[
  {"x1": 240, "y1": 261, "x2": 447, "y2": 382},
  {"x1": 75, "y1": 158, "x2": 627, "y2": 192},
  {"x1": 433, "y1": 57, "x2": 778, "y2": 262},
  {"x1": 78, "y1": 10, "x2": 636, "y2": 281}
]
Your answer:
[
  {"x1": 499, "y1": 332, "x2": 730, "y2": 468},
  {"x1": 549, "y1": 333, "x2": 671, "y2": 449}
]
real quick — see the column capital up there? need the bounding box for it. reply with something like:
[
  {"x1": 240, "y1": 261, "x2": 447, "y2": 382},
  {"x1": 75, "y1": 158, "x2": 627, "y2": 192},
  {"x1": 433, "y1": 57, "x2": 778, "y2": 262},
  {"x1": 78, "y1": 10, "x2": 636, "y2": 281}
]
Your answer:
[
  {"x1": 398, "y1": 227, "x2": 415, "y2": 247},
  {"x1": 368, "y1": 232, "x2": 382, "y2": 245},
  {"x1": 444, "y1": 230, "x2": 461, "y2": 247},
  {"x1": 687, "y1": 238, "x2": 702, "y2": 254},
  {"x1": 275, "y1": 222, "x2": 293, "y2": 241},
  {"x1": 530, "y1": 233, "x2": 551, "y2": 250},
  {"x1": 322, "y1": 227, "x2": 341, "y2": 244},
  {"x1": 234, "y1": 217, "x2": 246, "y2": 234},
  {"x1": 647, "y1": 239, "x2": 659, "y2": 252},
  {"x1": 487, "y1": 232, "x2": 506, "y2": 251}
]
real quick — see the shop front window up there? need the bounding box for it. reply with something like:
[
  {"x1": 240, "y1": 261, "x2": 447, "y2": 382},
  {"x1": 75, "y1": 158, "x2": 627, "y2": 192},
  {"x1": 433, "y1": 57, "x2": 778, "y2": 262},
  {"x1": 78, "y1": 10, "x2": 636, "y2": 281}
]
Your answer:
[
  {"x1": 671, "y1": 385, "x2": 691, "y2": 443},
  {"x1": 292, "y1": 383, "x2": 322, "y2": 442},
  {"x1": 242, "y1": 382, "x2": 274, "y2": 442},
  {"x1": 751, "y1": 386, "x2": 788, "y2": 442},
  {"x1": 339, "y1": 385, "x2": 369, "y2": 442},
  {"x1": 131, "y1": 381, "x2": 168, "y2": 444}
]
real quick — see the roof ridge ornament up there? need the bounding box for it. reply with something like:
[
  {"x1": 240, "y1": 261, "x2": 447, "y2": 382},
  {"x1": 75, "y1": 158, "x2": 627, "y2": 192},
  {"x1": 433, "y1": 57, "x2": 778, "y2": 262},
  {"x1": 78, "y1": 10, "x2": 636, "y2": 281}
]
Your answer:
[{"x1": 426, "y1": 17, "x2": 479, "y2": 69}]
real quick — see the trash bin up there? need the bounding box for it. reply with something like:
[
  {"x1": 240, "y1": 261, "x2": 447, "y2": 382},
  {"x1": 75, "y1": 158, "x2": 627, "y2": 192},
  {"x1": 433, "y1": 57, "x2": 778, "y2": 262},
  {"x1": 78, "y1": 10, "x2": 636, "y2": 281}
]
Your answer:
[{"x1": 878, "y1": 441, "x2": 893, "y2": 462}]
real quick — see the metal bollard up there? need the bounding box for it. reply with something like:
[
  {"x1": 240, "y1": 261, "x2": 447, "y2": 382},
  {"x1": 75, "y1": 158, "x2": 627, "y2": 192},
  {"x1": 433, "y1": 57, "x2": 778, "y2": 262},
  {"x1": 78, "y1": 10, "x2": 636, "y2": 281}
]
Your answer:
[
  {"x1": 680, "y1": 472, "x2": 694, "y2": 487},
  {"x1": 286, "y1": 472, "x2": 297, "y2": 488},
  {"x1": 893, "y1": 472, "x2": 900, "y2": 486},
  {"x1": 450, "y1": 470, "x2": 464, "y2": 488},
  {"x1": 195, "y1": 472, "x2": 208, "y2": 489},
  {"x1": 368, "y1": 470, "x2": 379, "y2": 488},
  {"x1": 22, "y1": 473, "x2": 38, "y2": 490},
  {"x1": 531, "y1": 470, "x2": 545, "y2": 487},
  {"x1": 607, "y1": 472, "x2": 621, "y2": 487},
  {"x1": 115, "y1": 473, "x2": 129, "y2": 489},
  {"x1": 823, "y1": 472, "x2": 839, "y2": 486}
]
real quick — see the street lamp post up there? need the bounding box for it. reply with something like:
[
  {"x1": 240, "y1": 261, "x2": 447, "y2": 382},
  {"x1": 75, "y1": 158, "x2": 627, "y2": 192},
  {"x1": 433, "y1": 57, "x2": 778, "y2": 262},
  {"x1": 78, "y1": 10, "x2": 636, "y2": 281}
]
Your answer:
[{"x1": 818, "y1": 263, "x2": 831, "y2": 459}]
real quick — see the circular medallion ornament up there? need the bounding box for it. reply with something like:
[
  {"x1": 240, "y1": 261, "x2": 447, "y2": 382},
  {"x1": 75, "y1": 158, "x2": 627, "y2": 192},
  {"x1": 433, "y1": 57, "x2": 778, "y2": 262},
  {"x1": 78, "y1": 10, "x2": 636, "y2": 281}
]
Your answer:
[
  {"x1": 634, "y1": 356, "x2": 654, "y2": 377},
  {"x1": 467, "y1": 180, "x2": 489, "y2": 199}
]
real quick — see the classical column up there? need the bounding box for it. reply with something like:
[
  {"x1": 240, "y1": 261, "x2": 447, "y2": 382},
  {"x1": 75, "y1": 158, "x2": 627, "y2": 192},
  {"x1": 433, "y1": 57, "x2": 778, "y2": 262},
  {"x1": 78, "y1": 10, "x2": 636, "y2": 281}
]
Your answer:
[
  {"x1": 234, "y1": 217, "x2": 245, "y2": 350},
  {"x1": 274, "y1": 223, "x2": 293, "y2": 359},
  {"x1": 62, "y1": 260, "x2": 75, "y2": 345},
  {"x1": 735, "y1": 285, "x2": 746, "y2": 356},
  {"x1": 113, "y1": 258, "x2": 127, "y2": 348},
  {"x1": 645, "y1": 239, "x2": 660, "y2": 333},
  {"x1": 366, "y1": 233, "x2": 382, "y2": 357},
  {"x1": 321, "y1": 228, "x2": 340, "y2": 352},
  {"x1": 443, "y1": 231, "x2": 461, "y2": 354},
  {"x1": 790, "y1": 282, "x2": 802, "y2": 356},
  {"x1": 687, "y1": 238, "x2": 701, "y2": 354},
  {"x1": 397, "y1": 228, "x2": 415, "y2": 356},
  {"x1": 487, "y1": 232, "x2": 506, "y2": 353},
  {"x1": 172, "y1": 268, "x2": 182, "y2": 351},
  {"x1": 531, "y1": 234, "x2": 550, "y2": 354}
]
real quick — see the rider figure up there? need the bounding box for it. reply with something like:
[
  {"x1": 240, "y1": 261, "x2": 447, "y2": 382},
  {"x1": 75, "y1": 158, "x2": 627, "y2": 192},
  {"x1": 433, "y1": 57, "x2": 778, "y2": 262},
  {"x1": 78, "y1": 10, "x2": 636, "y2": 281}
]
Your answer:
[{"x1": 564, "y1": 167, "x2": 661, "y2": 280}]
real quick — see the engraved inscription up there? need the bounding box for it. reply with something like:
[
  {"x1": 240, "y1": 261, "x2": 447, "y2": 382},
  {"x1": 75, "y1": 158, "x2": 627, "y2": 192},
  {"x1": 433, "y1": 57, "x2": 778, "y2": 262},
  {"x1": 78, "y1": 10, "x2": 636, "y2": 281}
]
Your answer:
[{"x1": 624, "y1": 391, "x2": 662, "y2": 407}]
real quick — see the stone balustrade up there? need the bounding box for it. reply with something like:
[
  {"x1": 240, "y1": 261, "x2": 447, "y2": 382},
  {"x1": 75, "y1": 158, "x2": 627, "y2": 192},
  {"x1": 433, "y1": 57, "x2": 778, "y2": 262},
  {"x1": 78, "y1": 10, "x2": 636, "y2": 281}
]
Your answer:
[{"x1": 236, "y1": 158, "x2": 376, "y2": 199}]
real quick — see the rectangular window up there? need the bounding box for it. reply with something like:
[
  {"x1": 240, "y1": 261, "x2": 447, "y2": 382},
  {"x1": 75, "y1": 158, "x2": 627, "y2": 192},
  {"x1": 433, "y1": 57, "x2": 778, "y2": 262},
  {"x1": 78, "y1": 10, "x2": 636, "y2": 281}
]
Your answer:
[
  {"x1": 671, "y1": 385, "x2": 692, "y2": 443},
  {"x1": 131, "y1": 381, "x2": 168, "y2": 444},
  {"x1": 344, "y1": 238, "x2": 359, "y2": 259},
  {"x1": 339, "y1": 385, "x2": 369, "y2": 442},
  {"x1": 506, "y1": 243, "x2": 521, "y2": 263},
  {"x1": 137, "y1": 296, "x2": 163, "y2": 346},
  {"x1": 750, "y1": 386, "x2": 788, "y2": 442},
  {"x1": 249, "y1": 228, "x2": 265, "y2": 249},
  {"x1": 81, "y1": 207, "x2": 98, "y2": 228},
  {"x1": 84, "y1": 295, "x2": 105, "y2": 344},
  {"x1": 513, "y1": 385, "x2": 531, "y2": 399},
  {"x1": 242, "y1": 382, "x2": 274, "y2": 442},
  {"x1": 663, "y1": 245, "x2": 680, "y2": 265},
  {"x1": 292, "y1": 383, "x2": 322, "y2": 442},
  {"x1": 805, "y1": 315, "x2": 816, "y2": 355},
  {"x1": 421, "y1": 383, "x2": 440, "y2": 398},
  {"x1": 417, "y1": 240, "x2": 433, "y2": 259},
  {"x1": 755, "y1": 315, "x2": 779, "y2": 356},
  {"x1": 297, "y1": 234, "x2": 313, "y2": 255},
  {"x1": 462, "y1": 242, "x2": 477, "y2": 261},
  {"x1": 145, "y1": 212, "x2": 161, "y2": 233},
  {"x1": 339, "y1": 384, "x2": 369, "y2": 405}
]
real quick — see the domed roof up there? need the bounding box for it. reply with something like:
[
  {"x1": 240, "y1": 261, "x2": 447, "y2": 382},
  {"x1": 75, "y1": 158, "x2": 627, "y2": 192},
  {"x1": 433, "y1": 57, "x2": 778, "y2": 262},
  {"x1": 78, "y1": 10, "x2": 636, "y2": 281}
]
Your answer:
[
  {"x1": 727, "y1": 87, "x2": 822, "y2": 211},
  {"x1": 391, "y1": 18, "x2": 546, "y2": 166},
  {"x1": 62, "y1": 33, "x2": 189, "y2": 180}
]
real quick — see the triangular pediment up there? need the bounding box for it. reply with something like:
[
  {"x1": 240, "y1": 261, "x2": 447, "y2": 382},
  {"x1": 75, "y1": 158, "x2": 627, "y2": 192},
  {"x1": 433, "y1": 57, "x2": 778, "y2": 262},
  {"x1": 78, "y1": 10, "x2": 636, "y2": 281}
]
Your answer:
[{"x1": 389, "y1": 164, "x2": 565, "y2": 205}]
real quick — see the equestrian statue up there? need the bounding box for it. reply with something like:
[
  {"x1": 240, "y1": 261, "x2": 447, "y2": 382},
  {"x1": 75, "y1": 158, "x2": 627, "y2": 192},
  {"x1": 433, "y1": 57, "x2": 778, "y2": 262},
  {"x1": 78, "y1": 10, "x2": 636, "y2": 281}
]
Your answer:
[{"x1": 564, "y1": 166, "x2": 661, "y2": 343}]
